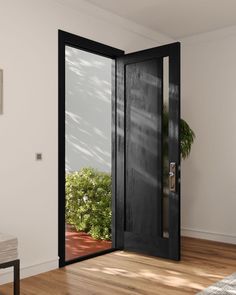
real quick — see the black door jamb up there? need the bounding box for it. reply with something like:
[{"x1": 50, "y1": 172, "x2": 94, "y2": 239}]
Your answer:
[{"x1": 58, "y1": 30, "x2": 124, "y2": 267}]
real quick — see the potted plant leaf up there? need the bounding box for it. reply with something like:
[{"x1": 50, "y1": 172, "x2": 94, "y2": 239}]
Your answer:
[{"x1": 163, "y1": 108, "x2": 195, "y2": 232}]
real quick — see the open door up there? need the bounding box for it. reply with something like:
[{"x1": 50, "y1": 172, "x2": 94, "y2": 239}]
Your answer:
[{"x1": 115, "y1": 42, "x2": 180, "y2": 260}]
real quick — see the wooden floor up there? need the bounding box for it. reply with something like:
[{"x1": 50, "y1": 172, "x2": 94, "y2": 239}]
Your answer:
[{"x1": 1, "y1": 237, "x2": 236, "y2": 295}]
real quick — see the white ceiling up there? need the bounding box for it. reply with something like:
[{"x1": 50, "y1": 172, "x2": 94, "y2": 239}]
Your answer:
[{"x1": 86, "y1": 0, "x2": 236, "y2": 39}]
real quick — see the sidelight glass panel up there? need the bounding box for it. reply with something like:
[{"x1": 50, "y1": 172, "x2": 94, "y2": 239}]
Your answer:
[
  {"x1": 163, "y1": 56, "x2": 169, "y2": 238},
  {"x1": 65, "y1": 46, "x2": 112, "y2": 261}
]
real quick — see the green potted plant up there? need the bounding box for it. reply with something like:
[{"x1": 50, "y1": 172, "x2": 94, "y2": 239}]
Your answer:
[
  {"x1": 163, "y1": 107, "x2": 195, "y2": 160},
  {"x1": 163, "y1": 108, "x2": 195, "y2": 232}
]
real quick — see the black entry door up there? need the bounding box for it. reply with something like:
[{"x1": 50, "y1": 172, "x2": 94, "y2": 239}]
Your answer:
[{"x1": 114, "y1": 42, "x2": 180, "y2": 260}]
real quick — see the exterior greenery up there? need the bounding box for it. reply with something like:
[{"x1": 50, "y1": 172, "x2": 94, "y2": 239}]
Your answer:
[
  {"x1": 66, "y1": 168, "x2": 112, "y2": 240},
  {"x1": 66, "y1": 114, "x2": 195, "y2": 241}
]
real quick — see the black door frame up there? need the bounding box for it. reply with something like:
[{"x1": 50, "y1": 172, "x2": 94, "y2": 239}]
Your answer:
[{"x1": 58, "y1": 30, "x2": 124, "y2": 267}]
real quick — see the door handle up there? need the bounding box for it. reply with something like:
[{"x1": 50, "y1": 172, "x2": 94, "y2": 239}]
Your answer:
[{"x1": 169, "y1": 162, "x2": 176, "y2": 192}]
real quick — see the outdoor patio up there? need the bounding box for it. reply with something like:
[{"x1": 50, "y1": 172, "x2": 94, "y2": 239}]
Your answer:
[{"x1": 65, "y1": 224, "x2": 112, "y2": 261}]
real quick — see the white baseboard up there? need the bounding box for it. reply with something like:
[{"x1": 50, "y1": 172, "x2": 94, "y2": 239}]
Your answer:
[
  {"x1": 182, "y1": 227, "x2": 236, "y2": 244},
  {"x1": 0, "y1": 258, "x2": 59, "y2": 285}
]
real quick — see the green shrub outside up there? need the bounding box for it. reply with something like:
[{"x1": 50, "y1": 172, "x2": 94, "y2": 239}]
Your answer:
[{"x1": 66, "y1": 167, "x2": 112, "y2": 240}]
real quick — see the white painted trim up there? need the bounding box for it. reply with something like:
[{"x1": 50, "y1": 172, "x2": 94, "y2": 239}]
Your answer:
[
  {"x1": 0, "y1": 258, "x2": 59, "y2": 285},
  {"x1": 182, "y1": 227, "x2": 236, "y2": 245}
]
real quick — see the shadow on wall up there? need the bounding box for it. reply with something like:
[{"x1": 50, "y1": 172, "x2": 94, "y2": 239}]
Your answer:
[{"x1": 65, "y1": 46, "x2": 112, "y2": 173}]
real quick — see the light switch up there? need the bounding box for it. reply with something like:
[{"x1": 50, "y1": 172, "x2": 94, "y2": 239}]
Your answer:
[{"x1": 36, "y1": 153, "x2": 42, "y2": 160}]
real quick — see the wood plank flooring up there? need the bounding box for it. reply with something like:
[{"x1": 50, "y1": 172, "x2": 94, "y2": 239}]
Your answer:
[{"x1": 0, "y1": 237, "x2": 236, "y2": 295}]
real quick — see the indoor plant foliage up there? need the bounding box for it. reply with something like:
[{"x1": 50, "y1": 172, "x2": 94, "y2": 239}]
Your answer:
[
  {"x1": 180, "y1": 118, "x2": 195, "y2": 159},
  {"x1": 163, "y1": 108, "x2": 195, "y2": 159},
  {"x1": 162, "y1": 109, "x2": 195, "y2": 190},
  {"x1": 66, "y1": 168, "x2": 112, "y2": 240},
  {"x1": 162, "y1": 109, "x2": 195, "y2": 230}
]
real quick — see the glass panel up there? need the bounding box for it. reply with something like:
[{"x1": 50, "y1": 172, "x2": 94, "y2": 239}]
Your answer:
[
  {"x1": 65, "y1": 46, "x2": 112, "y2": 261},
  {"x1": 163, "y1": 56, "x2": 169, "y2": 238}
]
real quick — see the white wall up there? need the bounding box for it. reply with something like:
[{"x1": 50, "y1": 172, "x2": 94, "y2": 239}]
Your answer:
[
  {"x1": 3, "y1": 0, "x2": 234, "y2": 284},
  {"x1": 66, "y1": 46, "x2": 112, "y2": 173},
  {"x1": 181, "y1": 26, "x2": 236, "y2": 244},
  {"x1": 0, "y1": 0, "x2": 172, "y2": 284}
]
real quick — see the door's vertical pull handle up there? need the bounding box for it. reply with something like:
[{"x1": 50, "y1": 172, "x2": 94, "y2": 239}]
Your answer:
[{"x1": 169, "y1": 162, "x2": 176, "y2": 192}]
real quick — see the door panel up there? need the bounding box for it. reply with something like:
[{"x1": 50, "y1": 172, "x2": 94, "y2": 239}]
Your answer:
[
  {"x1": 125, "y1": 59, "x2": 163, "y2": 238},
  {"x1": 116, "y1": 42, "x2": 180, "y2": 260}
]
